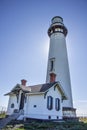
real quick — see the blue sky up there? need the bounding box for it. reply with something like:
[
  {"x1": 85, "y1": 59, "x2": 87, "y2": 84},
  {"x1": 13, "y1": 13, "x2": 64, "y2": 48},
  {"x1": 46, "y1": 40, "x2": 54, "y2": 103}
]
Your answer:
[{"x1": 0, "y1": 0, "x2": 87, "y2": 116}]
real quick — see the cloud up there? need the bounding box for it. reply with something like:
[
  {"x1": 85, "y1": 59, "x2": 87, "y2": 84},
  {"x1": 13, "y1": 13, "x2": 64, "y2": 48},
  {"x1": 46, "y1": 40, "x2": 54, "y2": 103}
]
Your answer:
[
  {"x1": 73, "y1": 99, "x2": 87, "y2": 116},
  {"x1": 73, "y1": 100, "x2": 87, "y2": 103}
]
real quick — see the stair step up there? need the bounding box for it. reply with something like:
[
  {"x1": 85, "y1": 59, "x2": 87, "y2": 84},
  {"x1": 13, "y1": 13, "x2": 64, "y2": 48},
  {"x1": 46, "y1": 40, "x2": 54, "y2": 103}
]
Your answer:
[{"x1": 0, "y1": 111, "x2": 23, "y2": 129}]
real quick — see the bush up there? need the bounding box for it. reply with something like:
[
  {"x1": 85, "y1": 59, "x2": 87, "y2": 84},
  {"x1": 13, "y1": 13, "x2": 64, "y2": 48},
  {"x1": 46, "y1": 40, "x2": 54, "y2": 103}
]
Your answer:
[{"x1": 2, "y1": 119, "x2": 87, "y2": 130}]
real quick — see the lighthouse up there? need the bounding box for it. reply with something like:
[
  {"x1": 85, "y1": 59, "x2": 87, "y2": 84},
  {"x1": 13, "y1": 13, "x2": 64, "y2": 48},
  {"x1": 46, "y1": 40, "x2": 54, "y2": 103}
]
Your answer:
[
  {"x1": 5, "y1": 16, "x2": 76, "y2": 120},
  {"x1": 46, "y1": 16, "x2": 75, "y2": 114}
]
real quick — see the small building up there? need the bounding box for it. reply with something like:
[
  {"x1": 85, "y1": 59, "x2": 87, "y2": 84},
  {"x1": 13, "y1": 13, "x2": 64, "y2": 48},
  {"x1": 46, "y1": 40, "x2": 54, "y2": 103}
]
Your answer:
[{"x1": 5, "y1": 79, "x2": 67, "y2": 120}]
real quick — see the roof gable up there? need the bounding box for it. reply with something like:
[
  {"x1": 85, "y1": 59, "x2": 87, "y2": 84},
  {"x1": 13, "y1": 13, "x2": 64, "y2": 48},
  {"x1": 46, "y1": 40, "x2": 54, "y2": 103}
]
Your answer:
[
  {"x1": 54, "y1": 83, "x2": 67, "y2": 100},
  {"x1": 5, "y1": 84, "x2": 31, "y2": 95},
  {"x1": 5, "y1": 82, "x2": 67, "y2": 100},
  {"x1": 11, "y1": 84, "x2": 31, "y2": 92}
]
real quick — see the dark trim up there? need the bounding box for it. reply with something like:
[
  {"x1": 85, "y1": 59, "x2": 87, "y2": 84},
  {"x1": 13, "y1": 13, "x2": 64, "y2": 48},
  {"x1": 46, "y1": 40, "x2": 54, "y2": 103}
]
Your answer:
[
  {"x1": 19, "y1": 93, "x2": 25, "y2": 110},
  {"x1": 55, "y1": 98, "x2": 60, "y2": 111},
  {"x1": 51, "y1": 22, "x2": 64, "y2": 25},
  {"x1": 48, "y1": 24, "x2": 67, "y2": 37},
  {"x1": 51, "y1": 16, "x2": 63, "y2": 23},
  {"x1": 16, "y1": 92, "x2": 19, "y2": 103},
  {"x1": 54, "y1": 85, "x2": 56, "y2": 91},
  {"x1": 47, "y1": 96, "x2": 53, "y2": 110},
  {"x1": 44, "y1": 91, "x2": 48, "y2": 99},
  {"x1": 63, "y1": 107, "x2": 76, "y2": 111}
]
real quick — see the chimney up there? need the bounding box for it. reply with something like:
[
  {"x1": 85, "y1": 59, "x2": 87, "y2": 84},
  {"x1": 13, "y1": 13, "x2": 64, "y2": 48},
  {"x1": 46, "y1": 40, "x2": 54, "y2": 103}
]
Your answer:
[
  {"x1": 21, "y1": 79, "x2": 27, "y2": 86},
  {"x1": 50, "y1": 72, "x2": 56, "y2": 83}
]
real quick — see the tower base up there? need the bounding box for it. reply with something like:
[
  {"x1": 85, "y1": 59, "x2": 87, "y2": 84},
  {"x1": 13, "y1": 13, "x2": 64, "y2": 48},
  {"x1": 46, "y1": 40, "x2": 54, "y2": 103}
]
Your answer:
[{"x1": 63, "y1": 107, "x2": 76, "y2": 118}]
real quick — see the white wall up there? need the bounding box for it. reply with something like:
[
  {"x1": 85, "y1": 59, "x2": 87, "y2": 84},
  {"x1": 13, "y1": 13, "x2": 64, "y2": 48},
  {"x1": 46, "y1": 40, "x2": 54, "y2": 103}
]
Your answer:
[
  {"x1": 6, "y1": 90, "x2": 23, "y2": 115},
  {"x1": 6, "y1": 95, "x2": 19, "y2": 115},
  {"x1": 46, "y1": 32, "x2": 73, "y2": 108},
  {"x1": 24, "y1": 85, "x2": 63, "y2": 119},
  {"x1": 45, "y1": 85, "x2": 62, "y2": 119},
  {"x1": 7, "y1": 85, "x2": 63, "y2": 119}
]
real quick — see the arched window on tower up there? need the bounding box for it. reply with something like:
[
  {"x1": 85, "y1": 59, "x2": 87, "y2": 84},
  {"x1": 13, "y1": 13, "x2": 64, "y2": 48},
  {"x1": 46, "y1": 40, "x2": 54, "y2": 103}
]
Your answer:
[
  {"x1": 11, "y1": 103, "x2": 14, "y2": 108},
  {"x1": 50, "y1": 58, "x2": 55, "y2": 71},
  {"x1": 50, "y1": 60, "x2": 53, "y2": 71}
]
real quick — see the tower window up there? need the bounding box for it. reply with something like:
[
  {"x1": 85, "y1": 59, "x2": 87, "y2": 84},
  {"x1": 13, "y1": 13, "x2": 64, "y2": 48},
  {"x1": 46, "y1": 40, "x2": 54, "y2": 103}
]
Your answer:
[
  {"x1": 55, "y1": 28, "x2": 61, "y2": 32},
  {"x1": 11, "y1": 103, "x2": 14, "y2": 108},
  {"x1": 50, "y1": 58, "x2": 55, "y2": 71},
  {"x1": 60, "y1": 29, "x2": 63, "y2": 32},
  {"x1": 47, "y1": 96, "x2": 53, "y2": 110},
  {"x1": 51, "y1": 30, "x2": 53, "y2": 33},
  {"x1": 55, "y1": 28, "x2": 58, "y2": 31},
  {"x1": 55, "y1": 28, "x2": 63, "y2": 33},
  {"x1": 50, "y1": 60, "x2": 53, "y2": 71}
]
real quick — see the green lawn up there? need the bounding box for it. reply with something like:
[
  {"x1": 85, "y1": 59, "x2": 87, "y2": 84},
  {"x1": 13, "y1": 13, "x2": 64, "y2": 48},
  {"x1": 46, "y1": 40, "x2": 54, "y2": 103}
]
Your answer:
[{"x1": 0, "y1": 112, "x2": 6, "y2": 118}]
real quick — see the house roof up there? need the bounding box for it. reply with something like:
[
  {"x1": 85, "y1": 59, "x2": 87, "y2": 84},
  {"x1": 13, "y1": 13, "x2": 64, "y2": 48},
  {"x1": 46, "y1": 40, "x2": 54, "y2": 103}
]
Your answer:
[
  {"x1": 12, "y1": 84, "x2": 31, "y2": 92},
  {"x1": 30, "y1": 82, "x2": 56, "y2": 93},
  {"x1": 4, "y1": 84, "x2": 31, "y2": 95},
  {"x1": 5, "y1": 82, "x2": 67, "y2": 100},
  {"x1": 40, "y1": 82, "x2": 57, "y2": 92},
  {"x1": 29, "y1": 84, "x2": 42, "y2": 93}
]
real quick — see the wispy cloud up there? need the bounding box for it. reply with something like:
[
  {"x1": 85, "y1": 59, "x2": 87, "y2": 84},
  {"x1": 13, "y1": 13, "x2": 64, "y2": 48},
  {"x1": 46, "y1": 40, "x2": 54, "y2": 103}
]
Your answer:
[
  {"x1": 73, "y1": 99, "x2": 87, "y2": 116},
  {"x1": 73, "y1": 100, "x2": 87, "y2": 103}
]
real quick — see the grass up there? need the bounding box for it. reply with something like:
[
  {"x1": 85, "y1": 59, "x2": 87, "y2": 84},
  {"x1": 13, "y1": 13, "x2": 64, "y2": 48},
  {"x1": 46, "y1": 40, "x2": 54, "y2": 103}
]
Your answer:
[
  {"x1": 0, "y1": 112, "x2": 6, "y2": 118},
  {"x1": 2, "y1": 119, "x2": 87, "y2": 130},
  {"x1": 79, "y1": 117, "x2": 87, "y2": 123}
]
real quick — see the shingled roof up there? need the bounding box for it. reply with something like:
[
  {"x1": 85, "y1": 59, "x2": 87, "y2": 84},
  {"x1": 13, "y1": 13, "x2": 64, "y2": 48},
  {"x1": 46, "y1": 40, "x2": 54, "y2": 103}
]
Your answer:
[
  {"x1": 41, "y1": 82, "x2": 58, "y2": 92},
  {"x1": 28, "y1": 81, "x2": 67, "y2": 100},
  {"x1": 29, "y1": 82, "x2": 56, "y2": 93}
]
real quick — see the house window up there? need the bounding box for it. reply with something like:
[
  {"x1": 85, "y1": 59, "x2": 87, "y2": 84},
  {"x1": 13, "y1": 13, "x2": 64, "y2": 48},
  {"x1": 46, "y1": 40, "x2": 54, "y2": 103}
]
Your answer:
[
  {"x1": 57, "y1": 116, "x2": 59, "y2": 119},
  {"x1": 11, "y1": 103, "x2": 14, "y2": 108},
  {"x1": 34, "y1": 105, "x2": 37, "y2": 108},
  {"x1": 47, "y1": 96, "x2": 53, "y2": 110},
  {"x1": 50, "y1": 58, "x2": 55, "y2": 71},
  {"x1": 48, "y1": 116, "x2": 51, "y2": 120},
  {"x1": 55, "y1": 98, "x2": 60, "y2": 111}
]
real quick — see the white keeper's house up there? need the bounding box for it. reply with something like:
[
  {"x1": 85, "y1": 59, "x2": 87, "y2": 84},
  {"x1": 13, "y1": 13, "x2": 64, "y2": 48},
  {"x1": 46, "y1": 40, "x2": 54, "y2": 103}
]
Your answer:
[{"x1": 5, "y1": 16, "x2": 76, "y2": 120}]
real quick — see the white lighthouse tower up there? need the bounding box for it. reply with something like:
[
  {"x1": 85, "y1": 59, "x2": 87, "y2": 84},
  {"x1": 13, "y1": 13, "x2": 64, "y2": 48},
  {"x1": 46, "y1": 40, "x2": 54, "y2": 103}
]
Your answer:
[{"x1": 46, "y1": 16, "x2": 76, "y2": 116}]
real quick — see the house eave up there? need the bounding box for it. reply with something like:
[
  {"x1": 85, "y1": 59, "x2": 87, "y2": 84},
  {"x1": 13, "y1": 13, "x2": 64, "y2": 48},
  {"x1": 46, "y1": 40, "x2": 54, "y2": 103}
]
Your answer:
[
  {"x1": 54, "y1": 82, "x2": 68, "y2": 100},
  {"x1": 26, "y1": 92, "x2": 45, "y2": 95},
  {"x1": 4, "y1": 92, "x2": 16, "y2": 96}
]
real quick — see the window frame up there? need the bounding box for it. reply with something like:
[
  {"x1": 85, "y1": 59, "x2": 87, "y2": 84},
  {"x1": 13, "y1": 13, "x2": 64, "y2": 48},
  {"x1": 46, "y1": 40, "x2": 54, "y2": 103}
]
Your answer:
[
  {"x1": 11, "y1": 103, "x2": 14, "y2": 108},
  {"x1": 50, "y1": 58, "x2": 55, "y2": 72},
  {"x1": 47, "y1": 96, "x2": 53, "y2": 110},
  {"x1": 55, "y1": 98, "x2": 60, "y2": 111}
]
